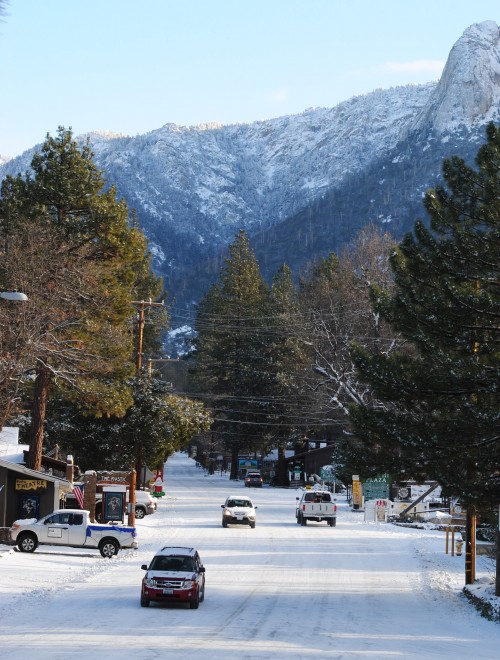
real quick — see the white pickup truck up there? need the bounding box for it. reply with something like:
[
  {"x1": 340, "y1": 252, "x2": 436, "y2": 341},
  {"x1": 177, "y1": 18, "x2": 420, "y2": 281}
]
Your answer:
[
  {"x1": 10, "y1": 509, "x2": 138, "y2": 557},
  {"x1": 296, "y1": 490, "x2": 337, "y2": 526}
]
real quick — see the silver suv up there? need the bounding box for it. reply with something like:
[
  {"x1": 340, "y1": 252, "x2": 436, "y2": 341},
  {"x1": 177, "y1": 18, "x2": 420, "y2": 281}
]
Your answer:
[{"x1": 221, "y1": 495, "x2": 257, "y2": 528}]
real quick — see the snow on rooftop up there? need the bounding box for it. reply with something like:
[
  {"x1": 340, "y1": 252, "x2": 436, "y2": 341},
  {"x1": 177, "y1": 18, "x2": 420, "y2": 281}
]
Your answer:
[{"x1": 0, "y1": 427, "x2": 28, "y2": 464}]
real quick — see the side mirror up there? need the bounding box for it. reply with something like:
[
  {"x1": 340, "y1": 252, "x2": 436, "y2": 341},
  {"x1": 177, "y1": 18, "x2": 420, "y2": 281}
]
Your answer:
[
  {"x1": 221, "y1": 504, "x2": 224, "y2": 508},
  {"x1": 199, "y1": 566, "x2": 206, "y2": 573},
  {"x1": 254, "y1": 506, "x2": 258, "y2": 509},
  {"x1": 141, "y1": 564, "x2": 148, "y2": 570}
]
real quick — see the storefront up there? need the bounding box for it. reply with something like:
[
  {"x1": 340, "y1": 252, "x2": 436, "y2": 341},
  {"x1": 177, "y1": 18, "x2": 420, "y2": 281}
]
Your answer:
[{"x1": 0, "y1": 457, "x2": 72, "y2": 528}]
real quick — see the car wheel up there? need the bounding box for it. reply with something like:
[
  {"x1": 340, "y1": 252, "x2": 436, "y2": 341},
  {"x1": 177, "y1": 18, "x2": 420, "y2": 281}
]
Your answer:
[
  {"x1": 200, "y1": 584, "x2": 205, "y2": 603},
  {"x1": 17, "y1": 532, "x2": 37, "y2": 553},
  {"x1": 222, "y1": 520, "x2": 228, "y2": 528},
  {"x1": 189, "y1": 590, "x2": 200, "y2": 609},
  {"x1": 140, "y1": 594, "x2": 150, "y2": 607},
  {"x1": 250, "y1": 521, "x2": 256, "y2": 528},
  {"x1": 301, "y1": 516, "x2": 307, "y2": 526},
  {"x1": 296, "y1": 512, "x2": 301, "y2": 525},
  {"x1": 135, "y1": 507, "x2": 146, "y2": 519},
  {"x1": 99, "y1": 539, "x2": 119, "y2": 558},
  {"x1": 332, "y1": 517, "x2": 336, "y2": 527}
]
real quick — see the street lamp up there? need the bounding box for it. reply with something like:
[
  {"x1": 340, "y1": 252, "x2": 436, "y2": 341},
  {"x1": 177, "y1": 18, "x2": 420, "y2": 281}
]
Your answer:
[{"x1": 0, "y1": 291, "x2": 28, "y2": 301}]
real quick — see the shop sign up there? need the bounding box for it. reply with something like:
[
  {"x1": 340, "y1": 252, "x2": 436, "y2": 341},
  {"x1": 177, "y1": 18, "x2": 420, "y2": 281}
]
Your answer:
[
  {"x1": 15, "y1": 479, "x2": 47, "y2": 491},
  {"x1": 352, "y1": 479, "x2": 363, "y2": 507},
  {"x1": 363, "y1": 474, "x2": 390, "y2": 500}
]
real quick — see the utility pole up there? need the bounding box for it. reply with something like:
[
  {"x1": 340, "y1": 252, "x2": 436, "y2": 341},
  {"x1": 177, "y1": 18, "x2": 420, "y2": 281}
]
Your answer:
[
  {"x1": 127, "y1": 468, "x2": 136, "y2": 527},
  {"x1": 131, "y1": 299, "x2": 165, "y2": 371},
  {"x1": 130, "y1": 299, "x2": 165, "y2": 489},
  {"x1": 465, "y1": 507, "x2": 476, "y2": 585}
]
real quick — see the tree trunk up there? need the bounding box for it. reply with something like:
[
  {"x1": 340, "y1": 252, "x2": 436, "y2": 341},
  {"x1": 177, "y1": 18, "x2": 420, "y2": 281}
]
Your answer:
[
  {"x1": 496, "y1": 524, "x2": 500, "y2": 597},
  {"x1": 27, "y1": 366, "x2": 49, "y2": 471},
  {"x1": 230, "y1": 445, "x2": 239, "y2": 480},
  {"x1": 276, "y1": 444, "x2": 290, "y2": 487},
  {"x1": 135, "y1": 441, "x2": 143, "y2": 489}
]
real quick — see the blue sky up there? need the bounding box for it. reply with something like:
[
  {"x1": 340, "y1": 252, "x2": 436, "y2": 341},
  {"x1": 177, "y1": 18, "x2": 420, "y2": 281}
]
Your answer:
[{"x1": 1, "y1": 0, "x2": 499, "y2": 158}]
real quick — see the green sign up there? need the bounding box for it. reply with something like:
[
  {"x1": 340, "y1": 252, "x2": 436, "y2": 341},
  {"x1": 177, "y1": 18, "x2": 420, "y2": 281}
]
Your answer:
[{"x1": 363, "y1": 474, "x2": 390, "y2": 500}]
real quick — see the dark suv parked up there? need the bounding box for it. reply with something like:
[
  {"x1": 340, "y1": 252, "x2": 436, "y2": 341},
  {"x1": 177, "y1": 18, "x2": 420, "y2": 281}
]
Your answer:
[{"x1": 245, "y1": 471, "x2": 263, "y2": 487}]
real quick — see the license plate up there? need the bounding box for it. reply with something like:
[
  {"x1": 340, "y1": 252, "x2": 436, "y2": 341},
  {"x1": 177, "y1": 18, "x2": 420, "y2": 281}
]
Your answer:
[{"x1": 163, "y1": 588, "x2": 173, "y2": 595}]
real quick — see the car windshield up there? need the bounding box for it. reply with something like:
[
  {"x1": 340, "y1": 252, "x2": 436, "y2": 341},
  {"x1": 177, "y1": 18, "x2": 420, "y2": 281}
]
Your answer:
[
  {"x1": 150, "y1": 555, "x2": 194, "y2": 572},
  {"x1": 227, "y1": 499, "x2": 252, "y2": 508}
]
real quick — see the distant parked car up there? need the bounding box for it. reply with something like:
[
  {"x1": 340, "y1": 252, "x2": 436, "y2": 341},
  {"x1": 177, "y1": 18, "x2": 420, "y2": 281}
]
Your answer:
[
  {"x1": 129, "y1": 491, "x2": 157, "y2": 519},
  {"x1": 64, "y1": 488, "x2": 156, "y2": 520},
  {"x1": 140, "y1": 546, "x2": 206, "y2": 609},
  {"x1": 245, "y1": 471, "x2": 263, "y2": 487},
  {"x1": 221, "y1": 495, "x2": 257, "y2": 528}
]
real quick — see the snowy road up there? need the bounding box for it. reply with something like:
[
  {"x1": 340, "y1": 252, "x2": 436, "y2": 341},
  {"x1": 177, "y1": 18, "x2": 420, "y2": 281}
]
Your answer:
[{"x1": 0, "y1": 452, "x2": 499, "y2": 659}]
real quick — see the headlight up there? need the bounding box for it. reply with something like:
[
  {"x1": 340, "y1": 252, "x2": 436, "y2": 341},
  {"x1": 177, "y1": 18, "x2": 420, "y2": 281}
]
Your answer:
[
  {"x1": 223, "y1": 509, "x2": 232, "y2": 516},
  {"x1": 144, "y1": 577, "x2": 156, "y2": 587},
  {"x1": 181, "y1": 579, "x2": 195, "y2": 589}
]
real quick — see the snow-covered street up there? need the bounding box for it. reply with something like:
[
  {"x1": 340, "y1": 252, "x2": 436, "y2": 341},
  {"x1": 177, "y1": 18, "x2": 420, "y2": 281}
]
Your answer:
[{"x1": 1, "y1": 451, "x2": 499, "y2": 659}]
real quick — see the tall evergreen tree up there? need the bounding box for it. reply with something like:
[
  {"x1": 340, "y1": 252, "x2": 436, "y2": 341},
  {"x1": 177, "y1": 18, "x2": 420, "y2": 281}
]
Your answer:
[
  {"x1": 190, "y1": 230, "x2": 271, "y2": 478},
  {"x1": 44, "y1": 372, "x2": 211, "y2": 472},
  {"x1": 266, "y1": 264, "x2": 314, "y2": 485},
  {"x1": 349, "y1": 123, "x2": 500, "y2": 508},
  {"x1": 0, "y1": 128, "x2": 163, "y2": 469}
]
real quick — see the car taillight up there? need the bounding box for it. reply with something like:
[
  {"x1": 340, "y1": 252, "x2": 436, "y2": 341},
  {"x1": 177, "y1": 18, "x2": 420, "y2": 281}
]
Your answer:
[{"x1": 302, "y1": 504, "x2": 305, "y2": 511}]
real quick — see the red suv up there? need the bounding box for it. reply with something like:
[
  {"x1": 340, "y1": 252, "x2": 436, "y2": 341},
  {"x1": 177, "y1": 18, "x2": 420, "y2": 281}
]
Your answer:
[{"x1": 141, "y1": 546, "x2": 205, "y2": 609}]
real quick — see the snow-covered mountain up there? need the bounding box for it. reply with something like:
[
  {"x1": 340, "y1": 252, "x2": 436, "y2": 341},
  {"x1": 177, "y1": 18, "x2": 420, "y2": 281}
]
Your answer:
[{"x1": 1, "y1": 21, "x2": 499, "y2": 318}]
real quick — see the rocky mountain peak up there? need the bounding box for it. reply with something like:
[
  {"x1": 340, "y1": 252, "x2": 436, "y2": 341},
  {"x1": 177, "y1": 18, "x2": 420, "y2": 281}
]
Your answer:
[
  {"x1": 1, "y1": 22, "x2": 499, "y2": 318},
  {"x1": 413, "y1": 21, "x2": 500, "y2": 133}
]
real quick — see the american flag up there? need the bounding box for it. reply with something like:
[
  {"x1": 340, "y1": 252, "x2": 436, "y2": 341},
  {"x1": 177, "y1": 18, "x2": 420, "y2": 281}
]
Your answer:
[{"x1": 73, "y1": 484, "x2": 84, "y2": 509}]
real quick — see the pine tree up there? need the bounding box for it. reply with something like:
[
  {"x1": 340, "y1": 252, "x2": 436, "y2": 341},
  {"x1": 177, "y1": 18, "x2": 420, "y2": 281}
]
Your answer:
[
  {"x1": 266, "y1": 264, "x2": 314, "y2": 485},
  {"x1": 0, "y1": 128, "x2": 163, "y2": 469},
  {"x1": 190, "y1": 230, "x2": 271, "y2": 479},
  {"x1": 349, "y1": 123, "x2": 500, "y2": 508},
  {"x1": 44, "y1": 373, "x2": 211, "y2": 472}
]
